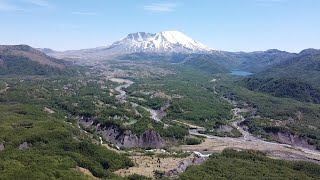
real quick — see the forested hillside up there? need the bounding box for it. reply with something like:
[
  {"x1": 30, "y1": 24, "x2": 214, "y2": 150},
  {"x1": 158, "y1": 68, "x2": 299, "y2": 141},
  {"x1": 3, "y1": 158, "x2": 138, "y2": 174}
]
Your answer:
[
  {"x1": 258, "y1": 49, "x2": 320, "y2": 87},
  {"x1": 242, "y1": 77, "x2": 320, "y2": 104},
  {"x1": 178, "y1": 149, "x2": 320, "y2": 180},
  {"x1": 0, "y1": 79, "x2": 134, "y2": 179}
]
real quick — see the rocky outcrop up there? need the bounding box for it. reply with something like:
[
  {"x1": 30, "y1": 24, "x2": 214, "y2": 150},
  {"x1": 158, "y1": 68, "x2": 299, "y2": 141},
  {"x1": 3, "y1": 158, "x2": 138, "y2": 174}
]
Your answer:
[
  {"x1": 276, "y1": 132, "x2": 314, "y2": 149},
  {"x1": 79, "y1": 119, "x2": 164, "y2": 148},
  {"x1": 18, "y1": 142, "x2": 32, "y2": 150},
  {"x1": 100, "y1": 125, "x2": 139, "y2": 148},
  {"x1": 164, "y1": 156, "x2": 209, "y2": 178},
  {"x1": 264, "y1": 129, "x2": 315, "y2": 150},
  {"x1": 216, "y1": 125, "x2": 233, "y2": 133},
  {"x1": 140, "y1": 130, "x2": 164, "y2": 148},
  {"x1": 100, "y1": 126, "x2": 164, "y2": 148},
  {"x1": 0, "y1": 144, "x2": 5, "y2": 151}
]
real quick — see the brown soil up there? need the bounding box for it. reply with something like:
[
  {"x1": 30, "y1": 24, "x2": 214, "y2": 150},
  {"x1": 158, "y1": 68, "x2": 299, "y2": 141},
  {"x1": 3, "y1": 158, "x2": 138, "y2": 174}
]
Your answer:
[
  {"x1": 76, "y1": 166, "x2": 99, "y2": 180},
  {"x1": 114, "y1": 155, "x2": 192, "y2": 178},
  {"x1": 176, "y1": 138, "x2": 320, "y2": 164}
]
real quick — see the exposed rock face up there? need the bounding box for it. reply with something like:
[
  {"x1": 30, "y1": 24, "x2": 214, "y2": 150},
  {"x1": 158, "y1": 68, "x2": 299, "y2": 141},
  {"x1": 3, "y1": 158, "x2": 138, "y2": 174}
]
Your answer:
[
  {"x1": 264, "y1": 129, "x2": 315, "y2": 150},
  {"x1": 140, "y1": 130, "x2": 164, "y2": 148},
  {"x1": 18, "y1": 142, "x2": 32, "y2": 150},
  {"x1": 101, "y1": 125, "x2": 139, "y2": 148},
  {"x1": 0, "y1": 144, "x2": 5, "y2": 151},
  {"x1": 101, "y1": 126, "x2": 164, "y2": 148},
  {"x1": 78, "y1": 118, "x2": 95, "y2": 127},
  {"x1": 216, "y1": 125, "x2": 233, "y2": 133},
  {"x1": 79, "y1": 119, "x2": 164, "y2": 148},
  {"x1": 276, "y1": 132, "x2": 314, "y2": 149},
  {"x1": 164, "y1": 156, "x2": 208, "y2": 178}
]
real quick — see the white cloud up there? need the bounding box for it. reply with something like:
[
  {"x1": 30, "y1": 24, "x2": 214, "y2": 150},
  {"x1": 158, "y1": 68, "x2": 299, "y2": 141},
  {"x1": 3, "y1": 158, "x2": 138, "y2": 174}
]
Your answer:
[
  {"x1": 143, "y1": 3, "x2": 177, "y2": 12},
  {"x1": 0, "y1": 1, "x2": 23, "y2": 11},
  {"x1": 72, "y1": 11, "x2": 98, "y2": 16},
  {"x1": 24, "y1": 0, "x2": 53, "y2": 8}
]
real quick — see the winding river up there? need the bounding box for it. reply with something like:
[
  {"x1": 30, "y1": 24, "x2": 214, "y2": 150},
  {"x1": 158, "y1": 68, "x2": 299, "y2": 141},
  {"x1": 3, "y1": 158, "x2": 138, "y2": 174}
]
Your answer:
[
  {"x1": 183, "y1": 106, "x2": 320, "y2": 163},
  {"x1": 110, "y1": 77, "x2": 320, "y2": 164},
  {"x1": 110, "y1": 78, "x2": 167, "y2": 124}
]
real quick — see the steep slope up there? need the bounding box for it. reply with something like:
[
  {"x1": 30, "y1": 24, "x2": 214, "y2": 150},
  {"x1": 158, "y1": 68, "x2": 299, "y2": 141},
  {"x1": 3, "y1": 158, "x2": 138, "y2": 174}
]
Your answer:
[
  {"x1": 257, "y1": 49, "x2": 320, "y2": 87},
  {"x1": 242, "y1": 77, "x2": 320, "y2": 104},
  {"x1": 0, "y1": 45, "x2": 69, "y2": 75},
  {"x1": 0, "y1": 45, "x2": 65, "y2": 68}
]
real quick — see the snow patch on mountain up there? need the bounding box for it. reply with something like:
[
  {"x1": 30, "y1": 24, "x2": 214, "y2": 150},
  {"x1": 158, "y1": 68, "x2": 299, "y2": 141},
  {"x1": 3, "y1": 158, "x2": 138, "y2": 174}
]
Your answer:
[
  {"x1": 109, "y1": 31, "x2": 209, "y2": 53},
  {"x1": 41, "y1": 31, "x2": 211, "y2": 61}
]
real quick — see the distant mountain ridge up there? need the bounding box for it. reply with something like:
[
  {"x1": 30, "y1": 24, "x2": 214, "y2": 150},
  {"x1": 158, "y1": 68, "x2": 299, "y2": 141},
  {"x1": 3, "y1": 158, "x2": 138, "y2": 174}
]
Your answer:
[
  {"x1": 0, "y1": 45, "x2": 70, "y2": 75},
  {"x1": 116, "y1": 49, "x2": 296, "y2": 73},
  {"x1": 256, "y1": 49, "x2": 320, "y2": 86},
  {"x1": 1, "y1": 45, "x2": 65, "y2": 68},
  {"x1": 38, "y1": 30, "x2": 304, "y2": 71},
  {"x1": 35, "y1": 31, "x2": 320, "y2": 76}
]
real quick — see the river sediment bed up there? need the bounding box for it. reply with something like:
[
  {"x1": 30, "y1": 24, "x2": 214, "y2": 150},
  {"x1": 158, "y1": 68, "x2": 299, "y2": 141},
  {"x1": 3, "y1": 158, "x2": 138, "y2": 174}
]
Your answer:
[
  {"x1": 112, "y1": 77, "x2": 320, "y2": 161},
  {"x1": 108, "y1": 77, "x2": 320, "y2": 178}
]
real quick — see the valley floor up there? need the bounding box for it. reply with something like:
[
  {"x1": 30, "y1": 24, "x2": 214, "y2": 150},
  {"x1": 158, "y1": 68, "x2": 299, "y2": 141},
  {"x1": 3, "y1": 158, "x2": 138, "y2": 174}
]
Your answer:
[
  {"x1": 108, "y1": 75, "x2": 320, "y2": 178},
  {"x1": 1, "y1": 60, "x2": 320, "y2": 180}
]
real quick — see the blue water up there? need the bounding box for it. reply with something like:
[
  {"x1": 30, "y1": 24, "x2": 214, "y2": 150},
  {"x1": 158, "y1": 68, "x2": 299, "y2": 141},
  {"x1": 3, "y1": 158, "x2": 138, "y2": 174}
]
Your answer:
[{"x1": 230, "y1": 70, "x2": 254, "y2": 76}]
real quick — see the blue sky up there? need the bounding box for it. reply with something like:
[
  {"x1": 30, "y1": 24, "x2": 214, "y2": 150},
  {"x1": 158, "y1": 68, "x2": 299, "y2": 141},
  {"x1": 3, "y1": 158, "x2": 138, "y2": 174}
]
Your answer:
[{"x1": 0, "y1": 0, "x2": 319, "y2": 52}]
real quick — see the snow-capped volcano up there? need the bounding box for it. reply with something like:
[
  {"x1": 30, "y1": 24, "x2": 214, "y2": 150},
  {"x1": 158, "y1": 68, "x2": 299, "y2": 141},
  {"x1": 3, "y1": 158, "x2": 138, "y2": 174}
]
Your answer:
[
  {"x1": 109, "y1": 31, "x2": 209, "y2": 53},
  {"x1": 41, "y1": 31, "x2": 210, "y2": 61}
]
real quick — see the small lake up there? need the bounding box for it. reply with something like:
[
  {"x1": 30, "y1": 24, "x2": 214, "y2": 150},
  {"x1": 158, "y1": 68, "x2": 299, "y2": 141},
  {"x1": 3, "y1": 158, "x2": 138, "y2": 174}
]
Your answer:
[{"x1": 230, "y1": 70, "x2": 254, "y2": 76}]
